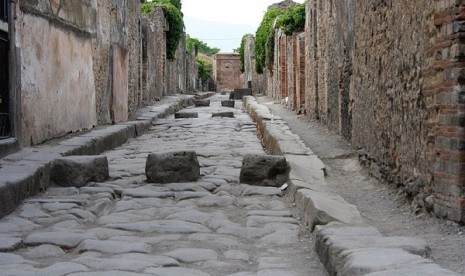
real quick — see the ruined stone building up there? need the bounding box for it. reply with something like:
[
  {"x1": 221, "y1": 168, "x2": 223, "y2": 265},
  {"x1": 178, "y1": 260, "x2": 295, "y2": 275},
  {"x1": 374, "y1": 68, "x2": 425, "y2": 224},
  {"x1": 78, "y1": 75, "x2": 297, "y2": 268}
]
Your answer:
[
  {"x1": 1, "y1": 0, "x2": 197, "y2": 150},
  {"x1": 213, "y1": 53, "x2": 241, "y2": 92},
  {"x1": 242, "y1": 0, "x2": 465, "y2": 223}
]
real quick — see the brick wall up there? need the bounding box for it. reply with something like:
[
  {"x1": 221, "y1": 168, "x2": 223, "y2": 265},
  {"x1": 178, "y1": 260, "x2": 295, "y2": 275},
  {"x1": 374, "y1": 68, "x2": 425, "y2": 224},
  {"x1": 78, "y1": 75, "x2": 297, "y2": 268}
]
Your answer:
[
  {"x1": 214, "y1": 53, "x2": 242, "y2": 92},
  {"x1": 425, "y1": 1, "x2": 465, "y2": 222}
]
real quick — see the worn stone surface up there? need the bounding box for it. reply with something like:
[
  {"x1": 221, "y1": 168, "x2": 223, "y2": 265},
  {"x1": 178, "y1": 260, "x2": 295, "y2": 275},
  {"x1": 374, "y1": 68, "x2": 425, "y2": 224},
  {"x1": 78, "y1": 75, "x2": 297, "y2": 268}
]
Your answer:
[
  {"x1": 240, "y1": 154, "x2": 289, "y2": 187},
  {"x1": 0, "y1": 94, "x2": 323, "y2": 276},
  {"x1": 145, "y1": 151, "x2": 200, "y2": 183},
  {"x1": 51, "y1": 156, "x2": 109, "y2": 188}
]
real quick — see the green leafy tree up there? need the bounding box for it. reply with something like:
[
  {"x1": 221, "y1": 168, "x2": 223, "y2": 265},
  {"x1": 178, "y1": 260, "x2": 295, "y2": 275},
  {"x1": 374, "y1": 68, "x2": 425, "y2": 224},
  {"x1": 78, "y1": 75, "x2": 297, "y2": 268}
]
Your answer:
[
  {"x1": 196, "y1": 57, "x2": 212, "y2": 82},
  {"x1": 186, "y1": 36, "x2": 220, "y2": 56},
  {"x1": 141, "y1": 0, "x2": 184, "y2": 60}
]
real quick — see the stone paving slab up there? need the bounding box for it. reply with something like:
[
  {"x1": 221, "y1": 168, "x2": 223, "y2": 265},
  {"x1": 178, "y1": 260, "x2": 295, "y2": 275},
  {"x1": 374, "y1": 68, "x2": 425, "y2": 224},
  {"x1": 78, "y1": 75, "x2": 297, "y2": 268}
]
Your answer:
[
  {"x1": 0, "y1": 93, "x2": 323, "y2": 276},
  {"x1": 0, "y1": 93, "x2": 213, "y2": 219}
]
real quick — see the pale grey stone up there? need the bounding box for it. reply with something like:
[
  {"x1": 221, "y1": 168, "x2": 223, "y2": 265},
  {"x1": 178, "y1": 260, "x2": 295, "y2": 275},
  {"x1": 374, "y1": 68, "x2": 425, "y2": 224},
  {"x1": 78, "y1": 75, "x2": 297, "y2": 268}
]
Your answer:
[
  {"x1": 68, "y1": 271, "x2": 152, "y2": 276},
  {"x1": 224, "y1": 250, "x2": 249, "y2": 261},
  {"x1": 36, "y1": 262, "x2": 88, "y2": 276},
  {"x1": 77, "y1": 239, "x2": 151, "y2": 254},
  {"x1": 195, "y1": 194, "x2": 235, "y2": 207},
  {"x1": 162, "y1": 248, "x2": 217, "y2": 263},
  {"x1": 166, "y1": 210, "x2": 212, "y2": 224},
  {"x1": 175, "y1": 191, "x2": 210, "y2": 200},
  {"x1": 19, "y1": 204, "x2": 50, "y2": 219},
  {"x1": 24, "y1": 244, "x2": 65, "y2": 259},
  {"x1": 47, "y1": 187, "x2": 79, "y2": 196},
  {"x1": 241, "y1": 186, "x2": 283, "y2": 197},
  {"x1": 73, "y1": 256, "x2": 162, "y2": 272},
  {"x1": 0, "y1": 217, "x2": 40, "y2": 234},
  {"x1": 144, "y1": 267, "x2": 211, "y2": 276},
  {"x1": 0, "y1": 253, "x2": 36, "y2": 265},
  {"x1": 341, "y1": 248, "x2": 433, "y2": 276},
  {"x1": 112, "y1": 253, "x2": 180, "y2": 267},
  {"x1": 42, "y1": 203, "x2": 78, "y2": 212},
  {"x1": 122, "y1": 188, "x2": 174, "y2": 199},
  {"x1": 0, "y1": 236, "x2": 22, "y2": 252},
  {"x1": 108, "y1": 220, "x2": 211, "y2": 234},
  {"x1": 25, "y1": 231, "x2": 97, "y2": 248},
  {"x1": 246, "y1": 215, "x2": 298, "y2": 227},
  {"x1": 364, "y1": 263, "x2": 461, "y2": 276},
  {"x1": 247, "y1": 210, "x2": 292, "y2": 217}
]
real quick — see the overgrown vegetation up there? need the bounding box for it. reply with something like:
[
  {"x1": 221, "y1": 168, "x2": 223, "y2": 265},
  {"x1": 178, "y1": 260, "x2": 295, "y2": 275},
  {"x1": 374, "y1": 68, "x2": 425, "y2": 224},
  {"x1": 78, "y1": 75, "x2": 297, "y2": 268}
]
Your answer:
[
  {"x1": 276, "y1": 3, "x2": 306, "y2": 35},
  {"x1": 254, "y1": 7, "x2": 282, "y2": 74},
  {"x1": 196, "y1": 57, "x2": 211, "y2": 83},
  {"x1": 186, "y1": 36, "x2": 220, "y2": 56},
  {"x1": 141, "y1": 0, "x2": 184, "y2": 60},
  {"x1": 253, "y1": 3, "x2": 306, "y2": 74},
  {"x1": 238, "y1": 34, "x2": 253, "y2": 73}
]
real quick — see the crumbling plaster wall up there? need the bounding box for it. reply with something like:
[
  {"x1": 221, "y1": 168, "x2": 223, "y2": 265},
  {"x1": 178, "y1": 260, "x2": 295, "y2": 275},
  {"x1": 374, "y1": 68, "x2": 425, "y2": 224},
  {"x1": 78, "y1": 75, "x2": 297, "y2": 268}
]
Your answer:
[{"x1": 17, "y1": 0, "x2": 98, "y2": 145}]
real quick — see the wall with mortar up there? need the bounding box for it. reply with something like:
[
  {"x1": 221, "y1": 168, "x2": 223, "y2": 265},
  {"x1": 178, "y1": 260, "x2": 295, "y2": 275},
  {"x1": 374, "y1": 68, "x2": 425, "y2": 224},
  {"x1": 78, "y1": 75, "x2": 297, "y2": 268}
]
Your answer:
[
  {"x1": 242, "y1": 35, "x2": 266, "y2": 94},
  {"x1": 304, "y1": 0, "x2": 464, "y2": 223},
  {"x1": 213, "y1": 53, "x2": 242, "y2": 92},
  {"x1": 142, "y1": 7, "x2": 167, "y2": 102},
  {"x1": 12, "y1": 0, "x2": 197, "y2": 147},
  {"x1": 244, "y1": 0, "x2": 465, "y2": 223}
]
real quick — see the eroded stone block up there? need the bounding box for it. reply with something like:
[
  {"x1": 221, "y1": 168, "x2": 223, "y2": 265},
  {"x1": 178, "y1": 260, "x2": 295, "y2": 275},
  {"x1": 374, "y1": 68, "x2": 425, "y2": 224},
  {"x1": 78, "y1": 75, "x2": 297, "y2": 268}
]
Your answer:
[
  {"x1": 50, "y1": 156, "x2": 109, "y2": 188},
  {"x1": 239, "y1": 154, "x2": 289, "y2": 187},
  {"x1": 146, "y1": 151, "x2": 200, "y2": 183}
]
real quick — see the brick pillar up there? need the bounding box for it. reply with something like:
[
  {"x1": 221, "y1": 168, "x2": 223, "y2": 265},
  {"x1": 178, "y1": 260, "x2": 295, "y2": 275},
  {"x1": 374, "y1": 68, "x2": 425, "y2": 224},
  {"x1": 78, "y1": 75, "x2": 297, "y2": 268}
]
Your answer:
[{"x1": 425, "y1": 1, "x2": 465, "y2": 223}]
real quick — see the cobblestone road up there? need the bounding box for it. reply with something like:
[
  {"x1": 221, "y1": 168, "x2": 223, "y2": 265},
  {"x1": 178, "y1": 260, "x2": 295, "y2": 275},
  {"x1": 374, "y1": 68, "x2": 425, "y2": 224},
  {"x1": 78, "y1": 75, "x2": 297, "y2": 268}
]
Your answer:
[{"x1": 0, "y1": 94, "x2": 325, "y2": 275}]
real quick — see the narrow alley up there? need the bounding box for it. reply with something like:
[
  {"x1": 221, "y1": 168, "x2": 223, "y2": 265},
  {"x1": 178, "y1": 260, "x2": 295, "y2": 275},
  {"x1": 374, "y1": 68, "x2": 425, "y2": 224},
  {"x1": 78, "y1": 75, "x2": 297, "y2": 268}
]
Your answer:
[{"x1": 0, "y1": 94, "x2": 325, "y2": 275}]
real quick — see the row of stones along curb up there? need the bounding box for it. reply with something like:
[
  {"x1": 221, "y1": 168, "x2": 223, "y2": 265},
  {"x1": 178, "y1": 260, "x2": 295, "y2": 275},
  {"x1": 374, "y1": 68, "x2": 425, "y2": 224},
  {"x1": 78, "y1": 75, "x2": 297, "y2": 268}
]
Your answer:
[
  {"x1": 0, "y1": 92, "x2": 214, "y2": 219},
  {"x1": 242, "y1": 96, "x2": 459, "y2": 276}
]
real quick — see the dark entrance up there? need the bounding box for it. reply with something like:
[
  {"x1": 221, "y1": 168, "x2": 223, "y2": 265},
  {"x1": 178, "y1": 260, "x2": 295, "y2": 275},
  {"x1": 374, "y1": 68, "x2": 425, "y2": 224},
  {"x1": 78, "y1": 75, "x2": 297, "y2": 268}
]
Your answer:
[{"x1": 0, "y1": 0, "x2": 10, "y2": 138}]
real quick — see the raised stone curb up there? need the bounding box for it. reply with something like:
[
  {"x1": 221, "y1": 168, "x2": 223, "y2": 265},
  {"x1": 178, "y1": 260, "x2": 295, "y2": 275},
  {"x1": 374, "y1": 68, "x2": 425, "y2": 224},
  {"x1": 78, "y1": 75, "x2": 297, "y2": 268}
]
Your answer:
[
  {"x1": 0, "y1": 92, "x2": 214, "y2": 219},
  {"x1": 242, "y1": 96, "x2": 459, "y2": 276}
]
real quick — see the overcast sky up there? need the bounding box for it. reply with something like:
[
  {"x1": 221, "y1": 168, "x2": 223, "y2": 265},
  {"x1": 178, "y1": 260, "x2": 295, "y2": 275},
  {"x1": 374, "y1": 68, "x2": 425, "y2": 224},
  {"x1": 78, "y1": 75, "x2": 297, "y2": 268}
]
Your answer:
[{"x1": 182, "y1": 0, "x2": 305, "y2": 52}]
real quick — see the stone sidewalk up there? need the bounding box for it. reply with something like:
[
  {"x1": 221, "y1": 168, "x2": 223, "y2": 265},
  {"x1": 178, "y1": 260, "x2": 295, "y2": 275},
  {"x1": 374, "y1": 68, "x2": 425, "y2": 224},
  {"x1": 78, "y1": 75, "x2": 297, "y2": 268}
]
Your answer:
[{"x1": 0, "y1": 94, "x2": 325, "y2": 275}]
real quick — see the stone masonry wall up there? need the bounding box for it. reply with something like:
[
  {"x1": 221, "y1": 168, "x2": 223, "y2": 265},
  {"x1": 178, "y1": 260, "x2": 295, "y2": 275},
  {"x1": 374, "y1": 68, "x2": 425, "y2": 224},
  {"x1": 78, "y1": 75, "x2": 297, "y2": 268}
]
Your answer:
[
  {"x1": 242, "y1": 35, "x2": 266, "y2": 94},
  {"x1": 13, "y1": 0, "x2": 197, "y2": 146},
  {"x1": 243, "y1": 1, "x2": 465, "y2": 222}
]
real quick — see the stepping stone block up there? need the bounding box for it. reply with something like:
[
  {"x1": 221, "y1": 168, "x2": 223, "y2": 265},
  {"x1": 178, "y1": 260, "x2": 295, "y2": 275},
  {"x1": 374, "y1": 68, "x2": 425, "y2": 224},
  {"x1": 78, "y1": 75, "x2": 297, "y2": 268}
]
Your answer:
[
  {"x1": 212, "y1": 112, "x2": 234, "y2": 118},
  {"x1": 194, "y1": 100, "x2": 210, "y2": 107},
  {"x1": 229, "y1": 88, "x2": 252, "y2": 100},
  {"x1": 50, "y1": 156, "x2": 109, "y2": 188},
  {"x1": 221, "y1": 100, "x2": 235, "y2": 107},
  {"x1": 146, "y1": 151, "x2": 200, "y2": 183},
  {"x1": 240, "y1": 154, "x2": 289, "y2": 187},
  {"x1": 175, "y1": 112, "x2": 198, "y2": 119}
]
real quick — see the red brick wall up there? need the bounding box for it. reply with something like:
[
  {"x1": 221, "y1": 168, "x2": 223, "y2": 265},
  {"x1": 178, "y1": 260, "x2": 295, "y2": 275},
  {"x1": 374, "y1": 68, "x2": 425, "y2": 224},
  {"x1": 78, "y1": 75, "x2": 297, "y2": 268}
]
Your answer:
[
  {"x1": 214, "y1": 53, "x2": 242, "y2": 92},
  {"x1": 425, "y1": 1, "x2": 465, "y2": 222}
]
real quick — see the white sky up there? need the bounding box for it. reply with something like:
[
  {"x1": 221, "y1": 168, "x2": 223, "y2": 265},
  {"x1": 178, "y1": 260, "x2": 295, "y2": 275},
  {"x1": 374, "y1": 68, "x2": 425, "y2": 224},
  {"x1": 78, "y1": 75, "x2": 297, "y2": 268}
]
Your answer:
[
  {"x1": 182, "y1": 0, "x2": 305, "y2": 52},
  {"x1": 183, "y1": 0, "x2": 305, "y2": 30}
]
